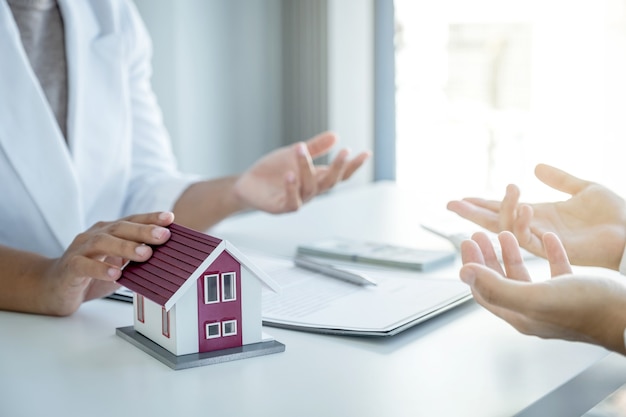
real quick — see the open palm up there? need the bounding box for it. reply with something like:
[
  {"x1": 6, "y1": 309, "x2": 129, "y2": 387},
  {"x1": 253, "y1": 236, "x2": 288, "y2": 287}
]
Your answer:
[
  {"x1": 234, "y1": 132, "x2": 370, "y2": 214},
  {"x1": 448, "y1": 164, "x2": 626, "y2": 270}
]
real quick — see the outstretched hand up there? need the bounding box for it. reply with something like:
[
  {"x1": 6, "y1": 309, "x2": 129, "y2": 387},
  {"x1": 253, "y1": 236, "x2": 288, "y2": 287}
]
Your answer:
[
  {"x1": 460, "y1": 231, "x2": 626, "y2": 354},
  {"x1": 448, "y1": 163, "x2": 626, "y2": 270},
  {"x1": 233, "y1": 131, "x2": 371, "y2": 214}
]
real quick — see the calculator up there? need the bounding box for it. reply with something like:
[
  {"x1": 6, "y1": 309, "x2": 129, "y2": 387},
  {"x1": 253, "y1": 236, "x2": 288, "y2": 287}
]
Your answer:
[{"x1": 296, "y1": 237, "x2": 456, "y2": 271}]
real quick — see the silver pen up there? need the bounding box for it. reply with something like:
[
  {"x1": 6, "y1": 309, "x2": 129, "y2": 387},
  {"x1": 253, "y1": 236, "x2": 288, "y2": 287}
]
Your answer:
[{"x1": 293, "y1": 255, "x2": 378, "y2": 286}]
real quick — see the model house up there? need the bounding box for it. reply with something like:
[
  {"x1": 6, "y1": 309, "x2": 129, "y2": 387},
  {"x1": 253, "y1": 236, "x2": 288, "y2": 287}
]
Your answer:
[{"x1": 116, "y1": 223, "x2": 284, "y2": 369}]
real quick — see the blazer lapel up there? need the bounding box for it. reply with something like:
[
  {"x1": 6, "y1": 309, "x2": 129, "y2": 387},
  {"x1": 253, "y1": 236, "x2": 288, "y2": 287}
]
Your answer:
[
  {"x1": 59, "y1": 0, "x2": 128, "y2": 218},
  {"x1": 0, "y1": 1, "x2": 84, "y2": 249}
]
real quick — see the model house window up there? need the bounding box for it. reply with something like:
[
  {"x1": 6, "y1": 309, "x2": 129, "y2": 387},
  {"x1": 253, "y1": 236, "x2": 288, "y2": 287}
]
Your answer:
[
  {"x1": 162, "y1": 307, "x2": 170, "y2": 338},
  {"x1": 204, "y1": 274, "x2": 219, "y2": 304},
  {"x1": 221, "y1": 272, "x2": 236, "y2": 302},
  {"x1": 205, "y1": 322, "x2": 221, "y2": 339},
  {"x1": 136, "y1": 294, "x2": 145, "y2": 323},
  {"x1": 222, "y1": 320, "x2": 237, "y2": 337}
]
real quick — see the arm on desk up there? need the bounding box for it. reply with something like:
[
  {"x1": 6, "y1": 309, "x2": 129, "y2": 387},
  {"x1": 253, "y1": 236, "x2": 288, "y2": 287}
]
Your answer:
[
  {"x1": 0, "y1": 212, "x2": 174, "y2": 316},
  {"x1": 459, "y1": 231, "x2": 626, "y2": 355}
]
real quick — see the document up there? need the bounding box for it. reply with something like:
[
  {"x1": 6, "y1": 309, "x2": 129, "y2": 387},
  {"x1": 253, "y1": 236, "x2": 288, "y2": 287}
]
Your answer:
[{"x1": 250, "y1": 253, "x2": 472, "y2": 337}]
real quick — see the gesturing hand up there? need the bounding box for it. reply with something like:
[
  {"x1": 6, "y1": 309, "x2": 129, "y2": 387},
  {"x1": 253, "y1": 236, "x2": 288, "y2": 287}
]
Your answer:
[
  {"x1": 234, "y1": 131, "x2": 371, "y2": 214},
  {"x1": 460, "y1": 231, "x2": 626, "y2": 354},
  {"x1": 448, "y1": 164, "x2": 626, "y2": 270}
]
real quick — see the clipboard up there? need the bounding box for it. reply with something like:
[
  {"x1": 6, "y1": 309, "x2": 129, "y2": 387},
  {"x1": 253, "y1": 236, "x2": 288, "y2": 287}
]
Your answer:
[{"x1": 252, "y1": 252, "x2": 472, "y2": 337}]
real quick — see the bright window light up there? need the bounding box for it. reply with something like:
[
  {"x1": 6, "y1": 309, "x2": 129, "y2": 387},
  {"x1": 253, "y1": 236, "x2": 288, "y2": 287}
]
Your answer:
[{"x1": 395, "y1": 0, "x2": 626, "y2": 206}]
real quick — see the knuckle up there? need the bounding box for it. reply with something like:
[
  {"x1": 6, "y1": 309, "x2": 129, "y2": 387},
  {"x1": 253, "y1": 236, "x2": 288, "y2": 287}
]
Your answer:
[
  {"x1": 63, "y1": 256, "x2": 79, "y2": 274},
  {"x1": 72, "y1": 231, "x2": 90, "y2": 246},
  {"x1": 286, "y1": 201, "x2": 301, "y2": 212},
  {"x1": 105, "y1": 221, "x2": 124, "y2": 236},
  {"x1": 90, "y1": 220, "x2": 110, "y2": 231},
  {"x1": 120, "y1": 239, "x2": 140, "y2": 256},
  {"x1": 90, "y1": 232, "x2": 108, "y2": 248},
  {"x1": 282, "y1": 196, "x2": 301, "y2": 213},
  {"x1": 63, "y1": 254, "x2": 86, "y2": 277}
]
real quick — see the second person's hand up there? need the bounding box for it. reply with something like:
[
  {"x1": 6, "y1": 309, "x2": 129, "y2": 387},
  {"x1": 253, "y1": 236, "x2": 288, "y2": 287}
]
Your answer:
[
  {"x1": 460, "y1": 230, "x2": 626, "y2": 354},
  {"x1": 448, "y1": 163, "x2": 626, "y2": 270}
]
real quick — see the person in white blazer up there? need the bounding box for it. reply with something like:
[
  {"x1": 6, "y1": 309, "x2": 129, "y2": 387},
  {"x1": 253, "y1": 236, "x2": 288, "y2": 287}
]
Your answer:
[
  {"x1": 0, "y1": 0, "x2": 370, "y2": 316},
  {"x1": 448, "y1": 164, "x2": 626, "y2": 355}
]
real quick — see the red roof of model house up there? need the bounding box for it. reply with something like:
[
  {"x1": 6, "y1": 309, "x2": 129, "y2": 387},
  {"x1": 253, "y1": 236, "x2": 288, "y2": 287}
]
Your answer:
[{"x1": 117, "y1": 223, "x2": 279, "y2": 310}]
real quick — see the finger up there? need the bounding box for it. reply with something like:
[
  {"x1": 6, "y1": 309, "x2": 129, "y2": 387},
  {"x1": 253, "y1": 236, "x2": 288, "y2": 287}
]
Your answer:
[
  {"x1": 534, "y1": 163, "x2": 592, "y2": 196},
  {"x1": 460, "y1": 263, "x2": 531, "y2": 313},
  {"x1": 446, "y1": 199, "x2": 502, "y2": 233},
  {"x1": 305, "y1": 131, "x2": 338, "y2": 158},
  {"x1": 110, "y1": 211, "x2": 175, "y2": 248},
  {"x1": 90, "y1": 218, "x2": 172, "y2": 248},
  {"x1": 542, "y1": 232, "x2": 573, "y2": 277},
  {"x1": 75, "y1": 217, "x2": 174, "y2": 272},
  {"x1": 498, "y1": 231, "x2": 531, "y2": 282},
  {"x1": 75, "y1": 230, "x2": 156, "y2": 264},
  {"x1": 281, "y1": 171, "x2": 302, "y2": 212},
  {"x1": 512, "y1": 204, "x2": 547, "y2": 258},
  {"x1": 341, "y1": 151, "x2": 372, "y2": 180},
  {"x1": 512, "y1": 204, "x2": 534, "y2": 246},
  {"x1": 122, "y1": 211, "x2": 175, "y2": 227},
  {"x1": 461, "y1": 265, "x2": 533, "y2": 335},
  {"x1": 499, "y1": 184, "x2": 520, "y2": 231},
  {"x1": 457, "y1": 197, "x2": 502, "y2": 212},
  {"x1": 316, "y1": 149, "x2": 349, "y2": 192},
  {"x1": 460, "y1": 239, "x2": 485, "y2": 265},
  {"x1": 83, "y1": 279, "x2": 123, "y2": 302},
  {"x1": 294, "y1": 142, "x2": 317, "y2": 202},
  {"x1": 64, "y1": 253, "x2": 125, "y2": 282},
  {"x1": 103, "y1": 256, "x2": 127, "y2": 269},
  {"x1": 471, "y1": 232, "x2": 504, "y2": 274}
]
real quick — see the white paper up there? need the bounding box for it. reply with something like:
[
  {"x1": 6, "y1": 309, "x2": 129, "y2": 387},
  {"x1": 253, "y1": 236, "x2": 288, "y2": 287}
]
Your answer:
[{"x1": 250, "y1": 253, "x2": 472, "y2": 336}]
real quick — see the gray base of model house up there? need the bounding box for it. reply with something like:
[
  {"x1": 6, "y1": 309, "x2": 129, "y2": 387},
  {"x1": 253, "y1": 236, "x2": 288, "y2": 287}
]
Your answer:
[{"x1": 116, "y1": 326, "x2": 286, "y2": 370}]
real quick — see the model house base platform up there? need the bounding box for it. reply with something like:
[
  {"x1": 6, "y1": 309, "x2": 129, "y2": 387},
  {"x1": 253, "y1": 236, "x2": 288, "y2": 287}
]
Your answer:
[{"x1": 117, "y1": 326, "x2": 285, "y2": 370}]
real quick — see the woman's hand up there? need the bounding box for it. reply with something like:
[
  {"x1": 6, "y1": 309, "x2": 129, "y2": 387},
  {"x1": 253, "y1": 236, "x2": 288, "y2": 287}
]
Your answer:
[
  {"x1": 234, "y1": 131, "x2": 371, "y2": 214},
  {"x1": 0, "y1": 211, "x2": 175, "y2": 316}
]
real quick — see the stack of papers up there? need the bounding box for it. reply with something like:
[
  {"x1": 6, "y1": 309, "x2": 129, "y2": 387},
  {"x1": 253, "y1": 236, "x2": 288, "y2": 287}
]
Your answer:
[{"x1": 250, "y1": 253, "x2": 472, "y2": 337}]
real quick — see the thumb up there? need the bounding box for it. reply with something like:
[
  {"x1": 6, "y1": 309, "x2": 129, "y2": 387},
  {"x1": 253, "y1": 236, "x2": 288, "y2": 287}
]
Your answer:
[
  {"x1": 534, "y1": 163, "x2": 591, "y2": 196},
  {"x1": 305, "y1": 131, "x2": 337, "y2": 158},
  {"x1": 460, "y1": 263, "x2": 528, "y2": 312}
]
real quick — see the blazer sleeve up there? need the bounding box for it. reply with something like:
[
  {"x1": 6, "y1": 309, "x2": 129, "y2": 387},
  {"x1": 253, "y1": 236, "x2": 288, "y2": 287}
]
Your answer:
[{"x1": 118, "y1": 0, "x2": 199, "y2": 215}]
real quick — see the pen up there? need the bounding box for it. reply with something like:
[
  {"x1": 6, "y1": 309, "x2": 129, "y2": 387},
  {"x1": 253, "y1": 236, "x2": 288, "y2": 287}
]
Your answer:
[{"x1": 293, "y1": 255, "x2": 378, "y2": 286}]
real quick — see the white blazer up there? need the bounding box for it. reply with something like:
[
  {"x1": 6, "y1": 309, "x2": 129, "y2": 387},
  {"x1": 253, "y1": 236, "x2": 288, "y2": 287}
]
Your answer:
[{"x1": 0, "y1": 0, "x2": 195, "y2": 257}]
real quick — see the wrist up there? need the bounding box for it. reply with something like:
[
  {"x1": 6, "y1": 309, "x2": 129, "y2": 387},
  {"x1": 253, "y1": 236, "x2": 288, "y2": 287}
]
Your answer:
[
  {"x1": 174, "y1": 176, "x2": 247, "y2": 230},
  {"x1": 39, "y1": 258, "x2": 86, "y2": 316},
  {"x1": 230, "y1": 175, "x2": 254, "y2": 213}
]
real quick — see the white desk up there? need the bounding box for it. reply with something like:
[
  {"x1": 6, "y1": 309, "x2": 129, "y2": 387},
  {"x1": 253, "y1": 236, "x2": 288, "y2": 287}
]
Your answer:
[{"x1": 1, "y1": 181, "x2": 624, "y2": 417}]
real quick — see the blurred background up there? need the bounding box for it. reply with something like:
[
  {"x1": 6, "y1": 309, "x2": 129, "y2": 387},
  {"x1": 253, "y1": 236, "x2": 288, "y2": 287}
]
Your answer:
[{"x1": 134, "y1": 0, "x2": 626, "y2": 205}]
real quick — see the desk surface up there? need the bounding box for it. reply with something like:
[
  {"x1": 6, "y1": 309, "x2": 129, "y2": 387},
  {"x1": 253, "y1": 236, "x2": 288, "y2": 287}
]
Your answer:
[{"x1": 1, "y1": 181, "x2": 624, "y2": 417}]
